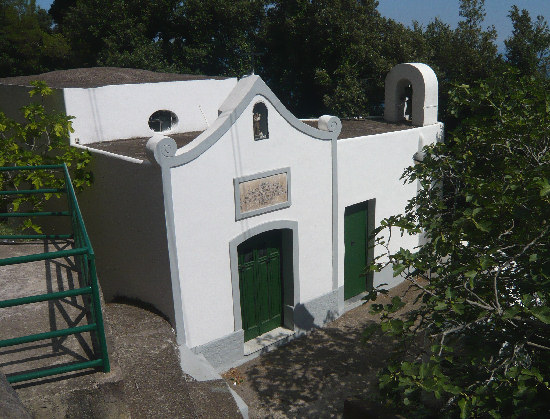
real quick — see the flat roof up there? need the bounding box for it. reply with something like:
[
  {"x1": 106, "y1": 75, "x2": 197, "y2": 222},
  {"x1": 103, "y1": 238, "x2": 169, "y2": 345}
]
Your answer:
[
  {"x1": 87, "y1": 132, "x2": 202, "y2": 160},
  {"x1": 0, "y1": 67, "x2": 230, "y2": 88},
  {"x1": 85, "y1": 119, "x2": 413, "y2": 161},
  {"x1": 305, "y1": 118, "x2": 412, "y2": 139}
]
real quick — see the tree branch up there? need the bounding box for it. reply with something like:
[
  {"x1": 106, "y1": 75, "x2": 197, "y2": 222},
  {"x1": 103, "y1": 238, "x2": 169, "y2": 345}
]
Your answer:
[
  {"x1": 493, "y1": 265, "x2": 503, "y2": 315},
  {"x1": 465, "y1": 298, "x2": 494, "y2": 311},
  {"x1": 527, "y1": 341, "x2": 550, "y2": 351},
  {"x1": 432, "y1": 317, "x2": 489, "y2": 355}
]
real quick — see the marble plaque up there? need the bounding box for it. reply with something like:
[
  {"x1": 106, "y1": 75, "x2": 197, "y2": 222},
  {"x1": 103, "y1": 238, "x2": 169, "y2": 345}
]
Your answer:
[{"x1": 239, "y1": 172, "x2": 288, "y2": 214}]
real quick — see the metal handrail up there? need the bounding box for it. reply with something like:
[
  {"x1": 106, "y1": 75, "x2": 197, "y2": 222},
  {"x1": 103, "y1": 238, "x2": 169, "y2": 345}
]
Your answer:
[
  {"x1": 0, "y1": 248, "x2": 88, "y2": 266},
  {"x1": 0, "y1": 164, "x2": 110, "y2": 383}
]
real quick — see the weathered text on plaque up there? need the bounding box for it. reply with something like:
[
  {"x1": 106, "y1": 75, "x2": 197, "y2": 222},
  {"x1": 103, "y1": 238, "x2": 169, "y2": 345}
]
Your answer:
[{"x1": 239, "y1": 172, "x2": 288, "y2": 214}]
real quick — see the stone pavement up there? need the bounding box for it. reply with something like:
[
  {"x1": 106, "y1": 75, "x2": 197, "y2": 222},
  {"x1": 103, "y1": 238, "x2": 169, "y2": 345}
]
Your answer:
[{"x1": 0, "y1": 240, "x2": 242, "y2": 418}]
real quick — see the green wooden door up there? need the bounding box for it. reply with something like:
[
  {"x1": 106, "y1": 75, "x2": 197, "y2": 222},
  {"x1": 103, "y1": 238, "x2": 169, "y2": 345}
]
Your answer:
[
  {"x1": 238, "y1": 231, "x2": 283, "y2": 341},
  {"x1": 344, "y1": 204, "x2": 368, "y2": 300}
]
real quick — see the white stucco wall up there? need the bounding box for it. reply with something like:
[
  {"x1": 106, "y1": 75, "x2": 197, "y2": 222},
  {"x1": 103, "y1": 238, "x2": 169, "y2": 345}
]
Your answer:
[
  {"x1": 76, "y1": 153, "x2": 177, "y2": 324},
  {"x1": 168, "y1": 95, "x2": 334, "y2": 348},
  {"x1": 337, "y1": 122, "x2": 443, "y2": 289},
  {"x1": 62, "y1": 78, "x2": 238, "y2": 144}
]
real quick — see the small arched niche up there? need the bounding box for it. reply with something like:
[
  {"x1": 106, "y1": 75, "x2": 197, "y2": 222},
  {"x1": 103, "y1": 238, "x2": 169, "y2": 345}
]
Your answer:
[
  {"x1": 253, "y1": 102, "x2": 269, "y2": 140},
  {"x1": 149, "y1": 110, "x2": 178, "y2": 133},
  {"x1": 396, "y1": 79, "x2": 413, "y2": 122},
  {"x1": 384, "y1": 63, "x2": 438, "y2": 127}
]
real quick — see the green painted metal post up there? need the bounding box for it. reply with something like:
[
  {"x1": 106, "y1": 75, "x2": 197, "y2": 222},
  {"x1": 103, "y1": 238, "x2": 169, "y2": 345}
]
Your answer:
[{"x1": 88, "y1": 256, "x2": 110, "y2": 373}]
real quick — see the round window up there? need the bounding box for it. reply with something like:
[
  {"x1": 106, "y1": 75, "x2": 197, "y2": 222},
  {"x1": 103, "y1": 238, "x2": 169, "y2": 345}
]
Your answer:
[{"x1": 148, "y1": 110, "x2": 178, "y2": 132}]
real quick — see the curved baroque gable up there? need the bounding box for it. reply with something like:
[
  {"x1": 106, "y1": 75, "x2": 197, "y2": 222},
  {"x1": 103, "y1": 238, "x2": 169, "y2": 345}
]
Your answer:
[{"x1": 147, "y1": 75, "x2": 341, "y2": 167}]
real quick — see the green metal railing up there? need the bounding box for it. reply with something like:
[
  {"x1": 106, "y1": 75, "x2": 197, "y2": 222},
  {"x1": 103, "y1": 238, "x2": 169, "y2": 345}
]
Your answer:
[{"x1": 0, "y1": 164, "x2": 110, "y2": 383}]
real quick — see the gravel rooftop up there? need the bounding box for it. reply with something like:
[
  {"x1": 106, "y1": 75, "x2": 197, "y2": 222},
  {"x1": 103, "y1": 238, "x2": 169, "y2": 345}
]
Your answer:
[
  {"x1": 85, "y1": 119, "x2": 413, "y2": 161},
  {"x1": 0, "y1": 67, "x2": 229, "y2": 89}
]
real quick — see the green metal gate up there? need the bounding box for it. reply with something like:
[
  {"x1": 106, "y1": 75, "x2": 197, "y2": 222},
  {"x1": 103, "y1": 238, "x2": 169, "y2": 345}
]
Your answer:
[
  {"x1": 0, "y1": 164, "x2": 110, "y2": 383},
  {"x1": 238, "y1": 230, "x2": 283, "y2": 341}
]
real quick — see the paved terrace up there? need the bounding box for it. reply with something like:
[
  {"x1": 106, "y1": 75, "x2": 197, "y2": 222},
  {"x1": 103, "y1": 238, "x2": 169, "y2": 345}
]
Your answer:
[{"x1": 0, "y1": 240, "x2": 242, "y2": 418}]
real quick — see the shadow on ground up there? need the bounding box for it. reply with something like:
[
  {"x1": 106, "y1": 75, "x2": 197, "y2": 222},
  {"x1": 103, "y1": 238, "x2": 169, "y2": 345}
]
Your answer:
[
  {"x1": 226, "y1": 284, "x2": 416, "y2": 418},
  {"x1": 0, "y1": 240, "x2": 99, "y2": 382}
]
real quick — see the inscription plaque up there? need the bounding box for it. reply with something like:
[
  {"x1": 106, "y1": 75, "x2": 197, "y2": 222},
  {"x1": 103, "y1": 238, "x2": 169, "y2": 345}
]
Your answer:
[{"x1": 234, "y1": 168, "x2": 291, "y2": 220}]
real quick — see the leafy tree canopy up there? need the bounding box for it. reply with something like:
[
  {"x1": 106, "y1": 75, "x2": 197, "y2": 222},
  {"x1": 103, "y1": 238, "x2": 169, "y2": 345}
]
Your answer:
[
  {"x1": 0, "y1": 0, "x2": 70, "y2": 77},
  {"x1": 505, "y1": 5, "x2": 550, "y2": 78},
  {"x1": 259, "y1": 0, "x2": 389, "y2": 117},
  {"x1": 50, "y1": 0, "x2": 267, "y2": 75},
  {"x1": 367, "y1": 70, "x2": 550, "y2": 417},
  {"x1": 169, "y1": 0, "x2": 267, "y2": 76},
  {"x1": 4, "y1": 0, "x2": 548, "y2": 120},
  {"x1": 50, "y1": 0, "x2": 181, "y2": 70},
  {"x1": 413, "y1": 0, "x2": 501, "y2": 126},
  {"x1": 11, "y1": 0, "x2": 535, "y2": 119}
]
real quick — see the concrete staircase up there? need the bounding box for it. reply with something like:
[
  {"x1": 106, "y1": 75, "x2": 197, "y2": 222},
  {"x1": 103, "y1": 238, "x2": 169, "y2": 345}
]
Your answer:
[{"x1": 1, "y1": 240, "x2": 243, "y2": 418}]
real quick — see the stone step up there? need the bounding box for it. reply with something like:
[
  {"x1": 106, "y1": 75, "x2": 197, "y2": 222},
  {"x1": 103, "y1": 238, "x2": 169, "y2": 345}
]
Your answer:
[{"x1": 0, "y1": 371, "x2": 32, "y2": 419}]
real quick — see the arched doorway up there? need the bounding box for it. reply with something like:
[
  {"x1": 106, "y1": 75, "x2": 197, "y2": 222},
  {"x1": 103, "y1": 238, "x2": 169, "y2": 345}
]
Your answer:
[{"x1": 237, "y1": 230, "x2": 283, "y2": 341}]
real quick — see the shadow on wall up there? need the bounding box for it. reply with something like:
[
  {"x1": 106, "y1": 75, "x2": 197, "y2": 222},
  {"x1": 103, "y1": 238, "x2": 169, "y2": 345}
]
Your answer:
[
  {"x1": 292, "y1": 304, "x2": 315, "y2": 331},
  {"x1": 293, "y1": 303, "x2": 339, "y2": 332},
  {"x1": 77, "y1": 154, "x2": 176, "y2": 327}
]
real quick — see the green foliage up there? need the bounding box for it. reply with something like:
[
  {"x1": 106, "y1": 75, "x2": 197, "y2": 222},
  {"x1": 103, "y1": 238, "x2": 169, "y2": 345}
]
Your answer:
[
  {"x1": 413, "y1": 0, "x2": 501, "y2": 125},
  {"x1": 43, "y1": 0, "x2": 508, "y2": 119},
  {"x1": 170, "y1": 0, "x2": 267, "y2": 77},
  {"x1": 505, "y1": 5, "x2": 550, "y2": 78},
  {"x1": 368, "y1": 71, "x2": 550, "y2": 417},
  {"x1": 52, "y1": 0, "x2": 179, "y2": 70},
  {"x1": 259, "y1": 0, "x2": 423, "y2": 117},
  {"x1": 0, "y1": 81, "x2": 92, "y2": 233},
  {"x1": 0, "y1": 0, "x2": 70, "y2": 77},
  {"x1": 7, "y1": 0, "x2": 550, "y2": 122},
  {"x1": 51, "y1": 0, "x2": 266, "y2": 75}
]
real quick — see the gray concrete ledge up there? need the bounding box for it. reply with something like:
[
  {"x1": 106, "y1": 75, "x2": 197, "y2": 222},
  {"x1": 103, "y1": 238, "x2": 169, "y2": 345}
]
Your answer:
[
  {"x1": 343, "y1": 290, "x2": 370, "y2": 314},
  {"x1": 243, "y1": 327, "x2": 295, "y2": 356},
  {"x1": 191, "y1": 330, "x2": 245, "y2": 372},
  {"x1": 373, "y1": 264, "x2": 406, "y2": 290},
  {"x1": 179, "y1": 344, "x2": 248, "y2": 418},
  {"x1": 295, "y1": 288, "x2": 340, "y2": 332}
]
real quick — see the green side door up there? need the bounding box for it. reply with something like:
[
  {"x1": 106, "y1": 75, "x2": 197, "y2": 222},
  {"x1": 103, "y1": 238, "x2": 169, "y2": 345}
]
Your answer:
[
  {"x1": 238, "y1": 231, "x2": 283, "y2": 341},
  {"x1": 344, "y1": 201, "x2": 374, "y2": 300}
]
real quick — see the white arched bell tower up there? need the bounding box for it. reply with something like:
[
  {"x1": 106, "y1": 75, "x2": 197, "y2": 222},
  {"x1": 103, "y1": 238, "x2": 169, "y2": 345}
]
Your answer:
[{"x1": 384, "y1": 63, "x2": 438, "y2": 127}]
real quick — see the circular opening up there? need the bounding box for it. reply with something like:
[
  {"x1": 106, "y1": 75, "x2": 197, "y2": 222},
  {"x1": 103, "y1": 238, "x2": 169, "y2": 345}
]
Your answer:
[{"x1": 149, "y1": 110, "x2": 178, "y2": 132}]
